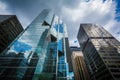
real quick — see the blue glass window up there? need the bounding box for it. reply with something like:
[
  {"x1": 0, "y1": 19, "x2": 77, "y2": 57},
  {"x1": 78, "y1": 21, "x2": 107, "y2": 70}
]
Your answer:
[
  {"x1": 13, "y1": 41, "x2": 32, "y2": 52},
  {"x1": 58, "y1": 39, "x2": 63, "y2": 52},
  {"x1": 54, "y1": 23, "x2": 63, "y2": 33}
]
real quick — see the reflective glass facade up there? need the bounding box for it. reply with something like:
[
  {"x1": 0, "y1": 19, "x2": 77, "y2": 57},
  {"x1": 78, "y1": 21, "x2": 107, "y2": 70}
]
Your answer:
[
  {"x1": 77, "y1": 24, "x2": 120, "y2": 80},
  {"x1": 0, "y1": 9, "x2": 69, "y2": 80}
]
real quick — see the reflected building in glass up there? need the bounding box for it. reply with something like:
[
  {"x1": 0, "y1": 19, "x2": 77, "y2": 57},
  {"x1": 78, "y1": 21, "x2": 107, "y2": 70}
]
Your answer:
[
  {"x1": 77, "y1": 24, "x2": 120, "y2": 80},
  {"x1": 0, "y1": 9, "x2": 70, "y2": 80}
]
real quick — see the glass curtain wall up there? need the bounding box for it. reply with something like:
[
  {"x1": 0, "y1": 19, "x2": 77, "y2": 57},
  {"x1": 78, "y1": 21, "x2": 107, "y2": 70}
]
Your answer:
[
  {"x1": 77, "y1": 24, "x2": 120, "y2": 80},
  {"x1": 0, "y1": 9, "x2": 69, "y2": 80}
]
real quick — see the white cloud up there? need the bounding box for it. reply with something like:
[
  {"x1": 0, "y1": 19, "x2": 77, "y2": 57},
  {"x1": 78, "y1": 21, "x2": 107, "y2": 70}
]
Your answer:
[
  {"x1": 15, "y1": 12, "x2": 30, "y2": 28},
  {"x1": 61, "y1": 0, "x2": 120, "y2": 46},
  {"x1": 0, "y1": 1, "x2": 29, "y2": 28},
  {"x1": 62, "y1": 0, "x2": 114, "y2": 23},
  {"x1": 105, "y1": 20, "x2": 120, "y2": 41},
  {"x1": 0, "y1": 1, "x2": 12, "y2": 14},
  {"x1": 0, "y1": 0, "x2": 119, "y2": 46},
  {"x1": 69, "y1": 40, "x2": 80, "y2": 47}
]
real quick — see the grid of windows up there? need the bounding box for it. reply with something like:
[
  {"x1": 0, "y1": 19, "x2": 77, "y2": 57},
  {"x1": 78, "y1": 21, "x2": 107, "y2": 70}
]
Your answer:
[
  {"x1": 77, "y1": 24, "x2": 120, "y2": 80},
  {"x1": 0, "y1": 15, "x2": 23, "y2": 54},
  {"x1": 71, "y1": 51, "x2": 90, "y2": 80}
]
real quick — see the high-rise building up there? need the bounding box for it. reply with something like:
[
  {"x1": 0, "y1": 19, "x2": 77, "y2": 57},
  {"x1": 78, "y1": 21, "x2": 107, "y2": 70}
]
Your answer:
[
  {"x1": 65, "y1": 38, "x2": 73, "y2": 72},
  {"x1": 0, "y1": 15, "x2": 23, "y2": 54},
  {"x1": 0, "y1": 9, "x2": 70, "y2": 80},
  {"x1": 77, "y1": 24, "x2": 120, "y2": 80},
  {"x1": 71, "y1": 47, "x2": 90, "y2": 80}
]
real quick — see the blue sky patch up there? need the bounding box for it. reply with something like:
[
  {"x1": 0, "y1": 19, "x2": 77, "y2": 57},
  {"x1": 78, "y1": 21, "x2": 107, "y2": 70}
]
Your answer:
[{"x1": 115, "y1": 0, "x2": 120, "y2": 21}]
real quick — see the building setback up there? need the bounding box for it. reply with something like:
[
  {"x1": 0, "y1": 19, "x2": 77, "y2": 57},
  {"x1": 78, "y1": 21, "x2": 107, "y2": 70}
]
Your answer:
[
  {"x1": 71, "y1": 47, "x2": 90, "y2": 80},
  {"x1": 0, "y1": 9, "x2": 70, "y2": 80},
  {"x1": 77, "y1": 24, "x2": 120, "y2": 80},
  {"x1": 0, "y1": 15, "x2": 23, "y2": 54}
]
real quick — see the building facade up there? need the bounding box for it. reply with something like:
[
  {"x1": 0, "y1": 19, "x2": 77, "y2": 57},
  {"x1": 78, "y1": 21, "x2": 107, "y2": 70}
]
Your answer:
[
  {"x1": 77, "y1": 24, "x2": 120, "y2": 80},
  {"x1": 0, "y1": 15, "x2": 23, "y2": 54},
  {"x1": 71, "y1": 47, "x2": 90, "y2": 80},
  {"x1": 0, "y1": 9, "x2": 70, "y2": 80},
  {"x1": 65, "y1": 38, "x2": 73, "y2": 72}
]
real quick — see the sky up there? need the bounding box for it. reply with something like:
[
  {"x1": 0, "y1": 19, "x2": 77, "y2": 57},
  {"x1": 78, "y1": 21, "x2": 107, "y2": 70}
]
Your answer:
[{"x1": 0, "y1": 0, "x2": 120, "y2": 46}]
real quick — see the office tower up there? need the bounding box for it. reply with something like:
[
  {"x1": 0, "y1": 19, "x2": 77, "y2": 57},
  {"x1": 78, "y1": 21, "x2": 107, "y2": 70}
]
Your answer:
[
  {"x1": 71, "y1": 46, "x2": 90, "y2": 80},
  {"x1": 65, "y1": 38, "x2": 73, "y2": 72},
  {"x1": 77, "y1": 24, "x2": 120, "y2": 80},
  {"x1": 0, "y1": 15, "x2": 23, "y2": 54},
  {"x1": 0, "y1": 9, "x2": 70, "y2": 80}
]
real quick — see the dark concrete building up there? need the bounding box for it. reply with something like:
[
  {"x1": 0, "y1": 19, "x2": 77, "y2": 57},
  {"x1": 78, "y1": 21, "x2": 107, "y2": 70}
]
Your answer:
[
  {"x1": 77, "y1": 24, "x2": 120, "y2": 80},
  {"x1": 0, "y1": 15, "x2": 23, "y2": 54}
]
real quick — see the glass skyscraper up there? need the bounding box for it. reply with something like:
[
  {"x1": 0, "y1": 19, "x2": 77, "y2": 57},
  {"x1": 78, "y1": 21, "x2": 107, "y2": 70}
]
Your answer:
[
  {"x1": 0, "y1": 9, "x2": 70, "y2": 80},
  {"x1": 77, "y1": 24, "x2": 120, "y2": 80}
]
